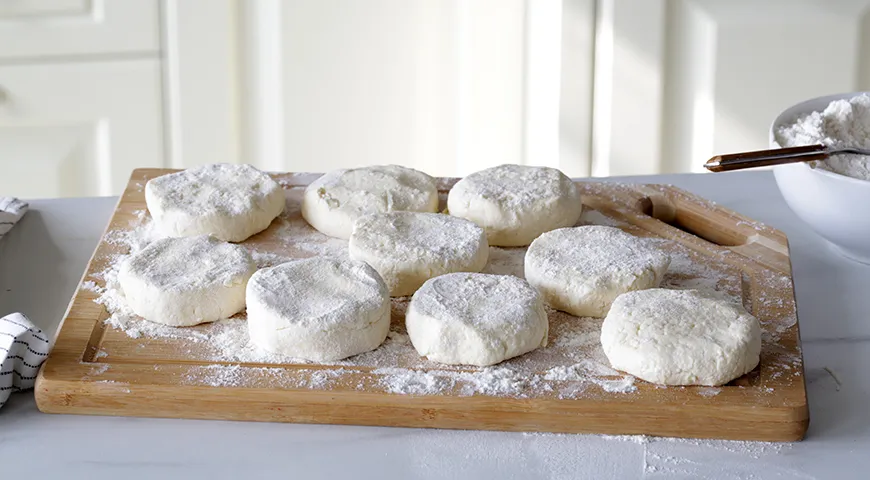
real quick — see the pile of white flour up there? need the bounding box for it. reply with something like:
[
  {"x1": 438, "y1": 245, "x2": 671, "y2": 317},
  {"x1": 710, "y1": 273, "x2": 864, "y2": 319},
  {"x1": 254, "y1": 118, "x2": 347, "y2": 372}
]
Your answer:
[{"x1": 776, "y1": 93, "x2": 870, "y2": 180}]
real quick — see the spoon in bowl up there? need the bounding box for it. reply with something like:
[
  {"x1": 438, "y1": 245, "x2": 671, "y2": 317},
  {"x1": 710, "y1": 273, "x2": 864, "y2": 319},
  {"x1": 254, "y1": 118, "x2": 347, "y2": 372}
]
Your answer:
[{"x1": 704, "y1": 144, "x2": 870, "y2": 172}]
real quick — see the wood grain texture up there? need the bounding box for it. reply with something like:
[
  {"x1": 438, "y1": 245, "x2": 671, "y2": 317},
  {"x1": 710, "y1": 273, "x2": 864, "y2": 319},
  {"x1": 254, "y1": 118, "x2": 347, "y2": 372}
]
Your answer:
[{"x1": 35, "y1": 169, "x2": 809, "y2": 441}]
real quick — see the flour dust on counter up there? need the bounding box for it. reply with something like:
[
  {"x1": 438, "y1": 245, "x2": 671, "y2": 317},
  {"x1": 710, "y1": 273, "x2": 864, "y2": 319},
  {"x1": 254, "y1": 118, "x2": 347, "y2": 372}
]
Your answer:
[
  {"x1": 402, "y1": 428, "x2": 792, "y2": 479},
  {"x1": 598, "y1": 433, "x2": 793, "y2": 477}
]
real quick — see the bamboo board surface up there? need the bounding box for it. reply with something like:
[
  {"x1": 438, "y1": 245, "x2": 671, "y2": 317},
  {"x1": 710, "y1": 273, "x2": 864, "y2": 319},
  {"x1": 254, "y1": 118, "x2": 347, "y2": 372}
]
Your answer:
[{"x1": 35, "y1": 169, "x2": 808, "y2": 441}]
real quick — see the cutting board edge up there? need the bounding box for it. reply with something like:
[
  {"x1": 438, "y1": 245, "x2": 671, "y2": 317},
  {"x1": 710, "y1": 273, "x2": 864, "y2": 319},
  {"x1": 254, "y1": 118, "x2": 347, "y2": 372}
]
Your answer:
[{"x1": 34, "y1": 373, "x2": 809, "y2": 442}]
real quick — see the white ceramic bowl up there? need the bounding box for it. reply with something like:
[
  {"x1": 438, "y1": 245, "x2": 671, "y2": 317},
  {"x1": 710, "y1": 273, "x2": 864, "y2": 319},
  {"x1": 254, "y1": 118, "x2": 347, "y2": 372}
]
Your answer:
[{"x1": 771, "y1": 92, "x2": 870, "y2": 264}]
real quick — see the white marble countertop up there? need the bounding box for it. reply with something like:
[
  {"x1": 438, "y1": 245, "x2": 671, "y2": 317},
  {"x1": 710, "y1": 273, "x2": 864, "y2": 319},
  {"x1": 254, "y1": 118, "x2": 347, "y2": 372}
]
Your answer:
[{"x1": 0, "y1": 171, "x2": 867, "y2": 479}]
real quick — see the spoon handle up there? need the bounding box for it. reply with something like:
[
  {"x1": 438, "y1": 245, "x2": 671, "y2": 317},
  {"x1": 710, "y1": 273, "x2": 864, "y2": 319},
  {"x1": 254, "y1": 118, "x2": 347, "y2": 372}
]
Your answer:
[{"x1": 704, "y1": 144, "x2": 829, "y2": 172}]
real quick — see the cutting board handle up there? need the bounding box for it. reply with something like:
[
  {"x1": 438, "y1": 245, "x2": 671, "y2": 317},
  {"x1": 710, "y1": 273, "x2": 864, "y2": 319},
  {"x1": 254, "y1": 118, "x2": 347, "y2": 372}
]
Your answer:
[
  {"x1": 634, "y1": 186, "x2": 790, "y2": 273},
  {"x1": 637, "y1": 191, "x2": 747, "y2": 247}
]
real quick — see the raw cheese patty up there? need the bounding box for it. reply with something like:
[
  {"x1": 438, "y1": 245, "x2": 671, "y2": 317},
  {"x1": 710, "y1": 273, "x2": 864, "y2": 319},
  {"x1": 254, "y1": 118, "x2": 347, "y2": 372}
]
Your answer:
[
  {"x1": 446, "y1": 164, "x2": 582, "y2": 247},
  {"x1": 118, "y1": 235, "x2": 256, "y2": 326},
  {"x1": 349, "y1": 212, "x2": 489, "y2": 296},
  {"x1": 600, "y1": 288, "x2": 762, "y2": 386},
  {"x1": 525, "y1": 226, "x2": 670, "y2": 317},
  {"x1": 406, "y1": 273, "x2": 548, "y2": 366},
  {"x1": 301, "y1": 165, "x2": 439, "y2": 240},
  {"x1": 145, "y1": 163, "x2": 285, "y2": 242},
  {"x1": 246, "y1": 257, "x2": 390, "y2": 361}
]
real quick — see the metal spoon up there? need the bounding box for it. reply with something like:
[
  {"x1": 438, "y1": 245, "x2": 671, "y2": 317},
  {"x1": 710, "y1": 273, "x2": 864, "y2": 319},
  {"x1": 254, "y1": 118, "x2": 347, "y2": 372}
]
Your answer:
[{"x1": 704, "y1": 144, "x2": 870, "y2": 172}]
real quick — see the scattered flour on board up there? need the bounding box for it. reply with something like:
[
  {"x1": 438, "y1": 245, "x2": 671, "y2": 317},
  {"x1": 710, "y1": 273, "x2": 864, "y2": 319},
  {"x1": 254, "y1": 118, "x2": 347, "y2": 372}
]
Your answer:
[
  {"x1": 579, "y1": 207, "x2": 627, "y2": 227},
  {"x1": 481, "y1": 247, "x2": 526, "y2": 277},
  {"x1": 86, "y1": 192, "x2": 798, "y2": 402},
  {"x1": 80, "y1": 280, "x2": 104, "y2": 294},
  {"x1": 697, "y1": 386, "x2": 722, "y2": 397},
  {"x1": 86, "y1": 364, "x2": 110, "y2": 376}
]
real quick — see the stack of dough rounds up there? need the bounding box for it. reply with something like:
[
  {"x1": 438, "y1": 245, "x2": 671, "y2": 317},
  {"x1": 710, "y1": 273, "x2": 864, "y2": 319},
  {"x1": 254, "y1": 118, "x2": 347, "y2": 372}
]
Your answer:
[
  {"x1": 145, "y1": 163, "x2": 285, "y2": 242},
  {"x1": 348, "y1": 212, "x2": 489, "y2": 296},
  {"x1": 246, "y1": 257, "x2": 390, "y2": 361},
  {"x1": 406, "y1": 273, "x2": 548, "y2": 366},
  {"x1": 447, "y1": 164, "x2": 582, "y2": 246},
  {"x1": 118, "y1": 235, "x2": 256, "y2": 326},
  {"x1": 302, "y1": 165, "x2": 439, "y2": 239},
  {"x1": 525, "y1": 226, "x2": 670, "y2": 317},
  {"x1": 600, "y1": 289, "x2": 762, "y2": 386}
]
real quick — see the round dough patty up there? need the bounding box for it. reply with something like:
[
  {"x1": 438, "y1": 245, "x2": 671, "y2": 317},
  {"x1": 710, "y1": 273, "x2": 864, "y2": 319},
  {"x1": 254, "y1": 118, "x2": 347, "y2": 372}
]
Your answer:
[
  {"x1": 349, "y1": 212, "x2": 489, "y2": 297},
  {"x1": 246, "y1": 257, "x2": 390, "y2": 361},
  {"x1": 406, "y1": 273, "x2": 548, "y2": 366},
  {"x1": 600, "y1": 289, "x2": 761, "y2": 386},
  {"x1": 145, "y1": 163, "x2": 285, "y2": 242},
  {"x1": 301, "y1": 165, "x2": 439, "y2": 240},
  {"x1": 447, "y1": 164, "x2": 582, "y2": 247},
  {"x1": 118, "y1": 235, "x2": 256, "y2": 326},
  {"x1": 525, "y1": 226, "x2": 670, "y2": 317}
]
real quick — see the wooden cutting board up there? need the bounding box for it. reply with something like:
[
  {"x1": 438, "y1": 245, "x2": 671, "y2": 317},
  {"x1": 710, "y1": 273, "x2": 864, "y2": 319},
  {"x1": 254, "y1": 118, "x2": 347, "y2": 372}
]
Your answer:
[{"x1": 35, "y1": 169, "x2": 808, "y2": 441}]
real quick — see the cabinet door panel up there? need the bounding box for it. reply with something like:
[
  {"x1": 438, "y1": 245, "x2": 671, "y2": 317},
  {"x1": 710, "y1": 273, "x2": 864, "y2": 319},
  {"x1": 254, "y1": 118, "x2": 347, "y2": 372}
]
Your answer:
[
  {"x1": 595, "y1": 0, "x2": 870, "y2": 175},
  {"x1": 0, "y1": 60, "x2": 164, "y2": 198},
  {"x1": 226, "y1": 0, "x2": 593, "y2": 177},
  {"x1": 0, "y1": 0, "x2": 159, "y2": 59}
]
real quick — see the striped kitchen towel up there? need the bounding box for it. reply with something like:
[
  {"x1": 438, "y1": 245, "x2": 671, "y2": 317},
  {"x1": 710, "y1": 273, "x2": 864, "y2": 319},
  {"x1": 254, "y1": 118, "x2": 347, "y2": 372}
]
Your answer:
[
  {"x1": 1, "y1": 313, "x2": 50, "y2": 408},
  {"x1": 0, "y1": 198, "x2": 46, "y2": 409},
  {"x1": 0, "y1": 197, "x2": 28, "y2": 239}
]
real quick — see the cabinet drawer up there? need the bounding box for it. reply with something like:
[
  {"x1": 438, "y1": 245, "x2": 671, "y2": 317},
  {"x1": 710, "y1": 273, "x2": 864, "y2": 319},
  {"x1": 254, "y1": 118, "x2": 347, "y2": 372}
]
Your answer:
[
  {"x1": 0, "y1": 60, "x2": 164, "y2": 198},
  {"x1": 0, "y1": 0, "x2": 159, "y2": 60}
]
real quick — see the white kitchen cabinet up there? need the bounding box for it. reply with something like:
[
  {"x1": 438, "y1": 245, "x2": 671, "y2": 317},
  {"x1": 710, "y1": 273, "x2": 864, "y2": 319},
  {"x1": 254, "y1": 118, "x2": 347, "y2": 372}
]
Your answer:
[
  {"x1": 194, "y1": 0, "x2": 870, "y2": 180},
  {"x1": 171, "y1": 0, "x2": 587, "y2": 178},
  {"x1": 0, "y1": 0, "x2": 585, "y2": 197},
  {"x1": 4, "y1": 0, "x2": 870, "y2": 198},
  {"x1": 0, "y1": 0, "x2": 159, "y2": 60},
  {"x1": 231, "y1": 0, "x2": 540, "y2": 177},
  {"x1": 592, "y1": 0, "x2": 870, "y2": 176},
  {"x1": 0, "y1": 60, "x2": 164, "y2": 198}
]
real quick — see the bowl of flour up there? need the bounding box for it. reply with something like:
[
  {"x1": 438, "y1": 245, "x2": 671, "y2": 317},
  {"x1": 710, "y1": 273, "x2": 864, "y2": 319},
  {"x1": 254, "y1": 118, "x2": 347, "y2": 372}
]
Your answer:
[{"x1": 772, "y1": 92, "x2": 870, "y2": 264}]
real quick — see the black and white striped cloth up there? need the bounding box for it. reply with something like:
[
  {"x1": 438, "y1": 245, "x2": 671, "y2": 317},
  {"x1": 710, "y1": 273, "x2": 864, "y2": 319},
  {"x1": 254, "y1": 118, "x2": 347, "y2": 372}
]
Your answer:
[
  {"x1": 0, "y1": 197, "x2": 28, "y2": 239},
  {"x1": 1, "y1": 313, "x2": 50, "y2": 408},
  {"x1": 0, "y1": 197, "x2": 50, "y2": 408}
]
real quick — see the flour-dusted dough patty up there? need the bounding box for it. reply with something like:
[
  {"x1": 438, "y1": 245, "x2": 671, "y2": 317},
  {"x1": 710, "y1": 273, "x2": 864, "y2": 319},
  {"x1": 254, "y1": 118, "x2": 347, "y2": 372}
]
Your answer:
[
  {"x1": 145, "y1": 163, "x2": 285, "y2": 242},
  {"x1": 301, "y1": 165, "x2": 439, "y2": 240},
  {"x1": 525, "y1": 226, "x2": 670, "y2": 317},
  {"x1": 349, "y1": 212, "x2": 489, "y2": 296},
  {"x1": 246, "y1": 257, "x2": 390, "y2": 361},
  {"x1": 447, "y1": 164, "x2": 582, "y2": 247},
  {"x1": 118, "y1": 235, "x2": 256, "y2": 326},
  {"x1": 601, "y1": 289, "x2": 762, "y2": 386},
  {"x1": 406, "y1": 273, "x2": 548, "y2": 366}
]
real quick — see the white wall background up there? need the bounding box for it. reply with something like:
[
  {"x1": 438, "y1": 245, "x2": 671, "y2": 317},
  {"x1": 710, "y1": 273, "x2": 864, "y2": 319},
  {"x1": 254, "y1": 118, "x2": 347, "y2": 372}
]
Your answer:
[{"x1": 1, "y1": 0, "x2": 870, "y2": 198}]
